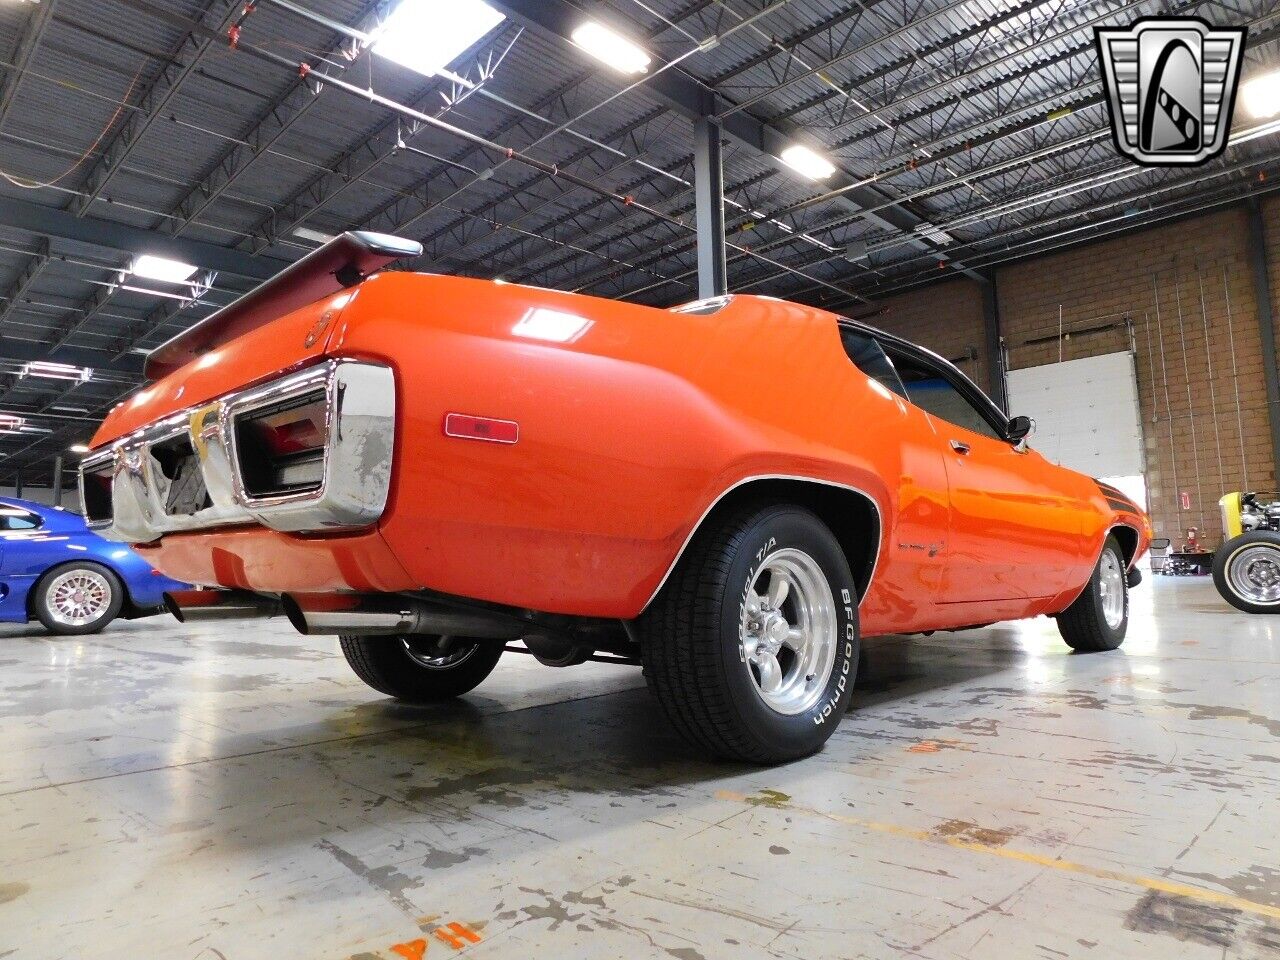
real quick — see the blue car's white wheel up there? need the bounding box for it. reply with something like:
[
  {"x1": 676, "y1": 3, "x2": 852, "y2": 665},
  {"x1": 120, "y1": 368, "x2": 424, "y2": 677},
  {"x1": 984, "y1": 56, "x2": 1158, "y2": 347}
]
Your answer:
[{"x1": 34, "y1": 563, "x2": 123, "y2": 635}]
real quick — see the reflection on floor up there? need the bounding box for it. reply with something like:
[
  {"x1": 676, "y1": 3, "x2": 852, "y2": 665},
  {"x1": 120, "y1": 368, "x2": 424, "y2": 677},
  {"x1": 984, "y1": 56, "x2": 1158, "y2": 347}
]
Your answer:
[{"x1": 2, "y1": 576, "x2": 1279, "y2": 960}]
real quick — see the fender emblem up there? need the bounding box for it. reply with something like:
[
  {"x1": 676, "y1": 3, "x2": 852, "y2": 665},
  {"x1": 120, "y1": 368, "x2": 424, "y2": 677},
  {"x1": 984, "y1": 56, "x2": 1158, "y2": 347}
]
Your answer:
[
  {"x1": 304, "y1": 310, "x2": 333, "y2": 348},
  {"x1": 443, "y1": 412, "x2": 519, "y2": 444}
]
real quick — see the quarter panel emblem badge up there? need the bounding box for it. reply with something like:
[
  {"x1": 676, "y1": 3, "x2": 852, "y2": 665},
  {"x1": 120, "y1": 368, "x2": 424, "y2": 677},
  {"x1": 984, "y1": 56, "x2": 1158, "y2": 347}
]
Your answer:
[
  {"x1": 1095, "y1": 17, "x2": 1246, "y2": 167},
  {"x1": 304, "y1": 310, "x2": 333, "y2": 348}
]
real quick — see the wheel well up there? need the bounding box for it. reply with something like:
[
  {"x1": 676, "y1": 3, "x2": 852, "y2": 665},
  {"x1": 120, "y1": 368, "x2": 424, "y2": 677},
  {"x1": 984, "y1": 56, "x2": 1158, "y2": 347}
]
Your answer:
[
  {"x1": 26, "y1": 560, "x2": 134, "y2": 619},
  {"x1": 695, "y1": 478, "x2": 881, "y2": 601},
  {"x1": 1109, "y1": 525, "x2": 1139, "y2": 568}
]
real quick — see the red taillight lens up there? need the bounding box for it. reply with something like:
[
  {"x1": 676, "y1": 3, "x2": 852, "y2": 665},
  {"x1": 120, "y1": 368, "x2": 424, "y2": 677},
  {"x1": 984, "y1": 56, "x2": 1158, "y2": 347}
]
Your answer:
[
  {"x1": 248, "y1": 404, "x2": 325, "y2": 456},
  {"x1": 233, "y1": 391, "x2": 327, "y2": 497}
]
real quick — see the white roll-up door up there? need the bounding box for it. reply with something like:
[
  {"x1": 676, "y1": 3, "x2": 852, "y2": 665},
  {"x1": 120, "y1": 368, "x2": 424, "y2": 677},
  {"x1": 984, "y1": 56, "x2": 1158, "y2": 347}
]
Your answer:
[{"x1": 1005, "y1": 351, "x2": 1143, "y2": 477}]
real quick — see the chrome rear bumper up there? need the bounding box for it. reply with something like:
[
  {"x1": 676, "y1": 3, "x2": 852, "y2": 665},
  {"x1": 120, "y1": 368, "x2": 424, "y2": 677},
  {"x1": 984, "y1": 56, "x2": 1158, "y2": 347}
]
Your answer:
[{"x1": 79, "y1": 359, "x2": 395, "y2": 542}]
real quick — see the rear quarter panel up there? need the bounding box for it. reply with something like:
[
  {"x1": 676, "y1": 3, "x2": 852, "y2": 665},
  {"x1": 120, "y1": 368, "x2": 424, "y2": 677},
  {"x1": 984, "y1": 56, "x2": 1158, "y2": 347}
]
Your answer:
[{"x1": 332, "y1": 277, "x2": 914, "y2": 620}]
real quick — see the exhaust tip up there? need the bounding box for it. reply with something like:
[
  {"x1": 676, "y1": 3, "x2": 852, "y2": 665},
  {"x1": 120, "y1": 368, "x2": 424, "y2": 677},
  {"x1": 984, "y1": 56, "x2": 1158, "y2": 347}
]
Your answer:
[
  {"x1": 162, "y1": 592, "x2": 186, "y2": 623},
  {"x1": 280, "y1": 594, "x2": 309, "y2": 635}
]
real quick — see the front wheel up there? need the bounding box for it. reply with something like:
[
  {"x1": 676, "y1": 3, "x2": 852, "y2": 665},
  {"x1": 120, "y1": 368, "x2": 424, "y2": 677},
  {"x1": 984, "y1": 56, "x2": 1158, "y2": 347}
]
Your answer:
[
  {"x1": 33, "y1": 562, "x2": 123, "y2": 635},
  {"x1": 637, "y1": 503, "x2": 860, "y2": 764},
  {"x1": 1213, "y1": 532, "x2": 1280, "y2": 614},
  {"x1": 1056, "y1": 535, "x2": 1128, "y2": 652},
  {"x1": 339, "y1": 635, "x2": 504, "y2": 701}
]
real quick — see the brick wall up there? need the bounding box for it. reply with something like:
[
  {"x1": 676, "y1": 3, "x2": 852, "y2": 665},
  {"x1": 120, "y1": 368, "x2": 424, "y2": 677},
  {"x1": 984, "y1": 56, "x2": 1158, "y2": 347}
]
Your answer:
[
  {"x1": 868, "y1": 276, "x2": 989, "y2": 392},
  {"x1": 873, "y1": 197, "x2": 1280, "y2": 546}
]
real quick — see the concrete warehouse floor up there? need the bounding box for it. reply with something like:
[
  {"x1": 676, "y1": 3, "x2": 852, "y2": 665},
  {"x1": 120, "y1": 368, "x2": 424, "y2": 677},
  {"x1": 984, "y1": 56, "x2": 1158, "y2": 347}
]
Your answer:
[{"x1": 2, "y1": 575, "x2": 1279, "y2": 960}]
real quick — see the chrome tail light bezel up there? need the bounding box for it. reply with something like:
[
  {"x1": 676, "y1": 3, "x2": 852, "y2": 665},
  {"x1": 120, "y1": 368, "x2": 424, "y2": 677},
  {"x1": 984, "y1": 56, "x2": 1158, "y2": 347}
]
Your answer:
[{"x1": 79, "y1": 359, "x2": 395, "y2": 542}]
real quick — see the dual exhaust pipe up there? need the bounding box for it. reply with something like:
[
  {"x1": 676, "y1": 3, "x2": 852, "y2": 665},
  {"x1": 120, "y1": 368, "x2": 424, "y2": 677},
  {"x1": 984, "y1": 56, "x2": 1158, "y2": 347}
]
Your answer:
[{"x1": 163, "y1": 589, "x2": 528, "y2": 639}]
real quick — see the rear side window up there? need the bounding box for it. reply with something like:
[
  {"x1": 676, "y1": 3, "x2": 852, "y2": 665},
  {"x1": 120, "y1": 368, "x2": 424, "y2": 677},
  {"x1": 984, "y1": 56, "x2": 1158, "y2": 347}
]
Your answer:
[
  {"x1": 888, "y1": 350, "x2": 1003, "y2": 440},
  {"x1": 840, "y1": 328, "x2": 906, "y2": 399},
  {"x1": 0, "y1": 509, "x2": 41, "y2": 530}
]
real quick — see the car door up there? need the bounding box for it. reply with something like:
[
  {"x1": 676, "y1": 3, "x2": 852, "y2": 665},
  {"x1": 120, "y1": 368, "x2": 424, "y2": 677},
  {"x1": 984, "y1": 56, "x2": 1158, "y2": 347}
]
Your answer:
[
  {"x1": 882, "y1": 344, "x2": 1083, "y2": 604},
  {"x1": 838, "y1": 327, "x2": 951, "y2": 631}
]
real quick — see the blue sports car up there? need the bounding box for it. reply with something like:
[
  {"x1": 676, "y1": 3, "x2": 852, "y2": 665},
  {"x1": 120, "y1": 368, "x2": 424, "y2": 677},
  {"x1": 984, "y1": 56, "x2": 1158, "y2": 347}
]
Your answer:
[{"x1": 0, "y1": 497, "x2": 187, "y2": 635}]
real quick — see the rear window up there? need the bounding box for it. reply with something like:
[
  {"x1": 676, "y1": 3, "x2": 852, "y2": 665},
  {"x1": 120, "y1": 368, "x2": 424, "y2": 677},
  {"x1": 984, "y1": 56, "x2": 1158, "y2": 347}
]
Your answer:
[{"x1": 840, "y1": 328, "x2": 906, "y2": 399}]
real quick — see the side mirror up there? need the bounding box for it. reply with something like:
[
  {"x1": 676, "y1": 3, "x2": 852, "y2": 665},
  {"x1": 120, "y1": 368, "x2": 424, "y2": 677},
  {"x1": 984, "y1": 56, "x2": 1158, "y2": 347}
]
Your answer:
[
  {"x1": 1007, "y1": 415, "x2": 1035, "y2": 450},
  {"x1": 1151, "y1": 538, "x2": 1171, "y2": 550}
]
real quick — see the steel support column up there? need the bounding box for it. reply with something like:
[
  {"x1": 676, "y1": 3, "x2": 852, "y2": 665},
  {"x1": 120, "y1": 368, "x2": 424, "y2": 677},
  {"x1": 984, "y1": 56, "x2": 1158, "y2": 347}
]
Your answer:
[
  {"x1": 1247, "y1": 198, "x2": 1280, "y2": 479},
  {"x1": 486, "y1": 0, "x2": 984, "y2": 281},
  {"x1": 14, "y1": 472, "x2": 21, "y2": 498},
  {"x1": 51, "y1": 455, "x2": 63, "y2": 507},
  {"x1": 693, "y1": 117, "x2": 727, "y2": 299},
  {"x1": 981, "y1": 272, "x2": 1007, "y2": 413}
]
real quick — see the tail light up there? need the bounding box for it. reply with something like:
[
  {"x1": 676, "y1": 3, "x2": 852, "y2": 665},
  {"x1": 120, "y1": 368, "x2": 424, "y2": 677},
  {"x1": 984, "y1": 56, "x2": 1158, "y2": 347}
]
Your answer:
[
  {"x1": 232, "y1": 390, "x2": 327, "y2": 497},
  {"x1": 81, "y1": 463, "x2": 114, "y2": 523}
]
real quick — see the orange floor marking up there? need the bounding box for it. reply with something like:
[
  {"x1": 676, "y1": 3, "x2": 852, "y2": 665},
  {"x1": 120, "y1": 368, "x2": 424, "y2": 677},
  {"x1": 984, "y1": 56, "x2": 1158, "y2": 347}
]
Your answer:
[
  {"x1": 434, "y1": 922, "x2": 482, "y2": 950},
  {"x1": 390, "y1": 939, "x2": 427, "y2": 960}
]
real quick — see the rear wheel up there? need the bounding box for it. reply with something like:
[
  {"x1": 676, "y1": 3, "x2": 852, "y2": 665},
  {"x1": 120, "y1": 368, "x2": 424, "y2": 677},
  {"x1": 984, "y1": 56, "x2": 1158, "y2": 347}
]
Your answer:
[
  {"x1": 1213, "y1": 532, "x2": 1280, "y2": 614},
  {"x1": 33, "y1": 562, "x2": 123, "y2": 635},
  {"x1": 1056, "y1": 536, "x2": 1128, "y2": 651},
  {"x1": 339, "y1": 635, "x2": 504, "y2": 701},
  {"x1": 637, "y1": 503, "x2": 859, "y2": 764}
]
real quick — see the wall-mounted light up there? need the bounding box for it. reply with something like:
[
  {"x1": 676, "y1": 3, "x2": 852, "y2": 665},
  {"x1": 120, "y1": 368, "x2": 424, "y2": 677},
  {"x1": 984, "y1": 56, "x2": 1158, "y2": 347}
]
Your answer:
[
  {"x1": 571, "y1": 21, "x2": 651, "y2": 74},
  {"x1": 1243, "y1": 69, "x2": 1280, "y2": 119},
  {"x1": 371, "y1": 0, "x2": 505, "y2": 79},
  {"x1": 780, "y1": 144, "x2": 836, "y2": 180}
]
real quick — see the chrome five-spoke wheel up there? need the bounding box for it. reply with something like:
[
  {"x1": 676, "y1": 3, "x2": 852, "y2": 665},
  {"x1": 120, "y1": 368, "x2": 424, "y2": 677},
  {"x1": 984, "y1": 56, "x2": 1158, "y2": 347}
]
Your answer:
[
  {"x1": 1097, "y1": 549, "x2": 1127, "y2": 629},
  {"x1": 739, "y1": 547, "x2": 838, "y2": 715},
  {"x1": 401, "y1": 637, "x2": 480, "y2": 669}
]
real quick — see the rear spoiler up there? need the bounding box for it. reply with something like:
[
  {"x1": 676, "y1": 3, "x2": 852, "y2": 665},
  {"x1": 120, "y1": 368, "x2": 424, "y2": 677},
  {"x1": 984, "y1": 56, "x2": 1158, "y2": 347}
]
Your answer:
[{"x1": 145, "y1": 231, "x2": 423, "y2": 380}]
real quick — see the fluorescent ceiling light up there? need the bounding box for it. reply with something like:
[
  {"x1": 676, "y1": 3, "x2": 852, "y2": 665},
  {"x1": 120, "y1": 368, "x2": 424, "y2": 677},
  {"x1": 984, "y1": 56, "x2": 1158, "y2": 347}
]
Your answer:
[
  {"x1": 1243, "y1": 70, "x2": 1280, "y2": 119},
  {"x1": 511, "y1": 307, "x2": 592, "y2": 343},
  {"x1": 118, "y1": 284, "x2": 189, "y2": 300},
  {"x1": 0, "y1": 414, "x2": 43, "y2": 435},
  {"x1": 571, "y1": 21, "x2": 651, "y2": 74},
  {"x1": 132, "y1": 254, "x2": 198, "y2": 283},
  {"x1": 20, "y1": 361, "x2": 92, "y2": 383},
  {"x1": 372, "y1": 0, "x2": 505, "y2": 79},
  {"x1": 293, "y1": 226, "x2": 337, "y2": 244},
  {"x1": 69, "y1": 444, "x2": 90, "y2": 454},
  {"x1": 780, "y1": 144, "x2": 836, "y2": 180}
]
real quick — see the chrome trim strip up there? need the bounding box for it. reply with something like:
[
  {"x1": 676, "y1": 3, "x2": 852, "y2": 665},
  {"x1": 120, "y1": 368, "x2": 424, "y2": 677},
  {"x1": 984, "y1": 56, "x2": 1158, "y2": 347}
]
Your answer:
[
  {"x1": 638, "y1": 474, "x2": 884, "y2": 614},
  {"x1": 78, "y1": 359, "x2": 395, "y2": 542}
]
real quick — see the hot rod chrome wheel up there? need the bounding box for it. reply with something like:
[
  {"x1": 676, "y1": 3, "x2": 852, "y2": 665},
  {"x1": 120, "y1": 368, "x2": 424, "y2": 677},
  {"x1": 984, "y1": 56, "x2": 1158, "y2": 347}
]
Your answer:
[
  {"x1": 47, "y1": 569, "x2": 112, "y2": 627},
  {"x1": 401, "y1": 636, "x2": 479, "y2": 669},
  {"x1": 740, "y1": 547, "x2": 838, "y2": 716},
  {"x1": 1226, "y1": 545, "x2": 1280, "y2": 606},
  {"x1": 1098, "y1": 549, "x2": 1127, "y2": 629}
]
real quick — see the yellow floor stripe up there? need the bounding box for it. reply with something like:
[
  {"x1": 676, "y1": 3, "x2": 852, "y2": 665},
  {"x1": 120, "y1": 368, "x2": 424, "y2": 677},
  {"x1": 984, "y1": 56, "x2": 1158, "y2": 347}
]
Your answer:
[{"x1": 715, "y1": 790, "x2": 1280, "y2": 921}]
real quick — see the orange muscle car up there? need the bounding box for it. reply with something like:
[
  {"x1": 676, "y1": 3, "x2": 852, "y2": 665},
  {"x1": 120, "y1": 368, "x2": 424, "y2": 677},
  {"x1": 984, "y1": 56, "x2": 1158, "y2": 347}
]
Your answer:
[{"x1": 81, "y1": 232, "x2": 1151, "y2": 762}]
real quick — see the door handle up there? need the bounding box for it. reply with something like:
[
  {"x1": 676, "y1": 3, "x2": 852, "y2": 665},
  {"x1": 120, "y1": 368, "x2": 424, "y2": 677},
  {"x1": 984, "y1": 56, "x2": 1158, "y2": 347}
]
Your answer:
[{"x1": 949, "y1": 439, "x2": 971, "y2": 455}]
